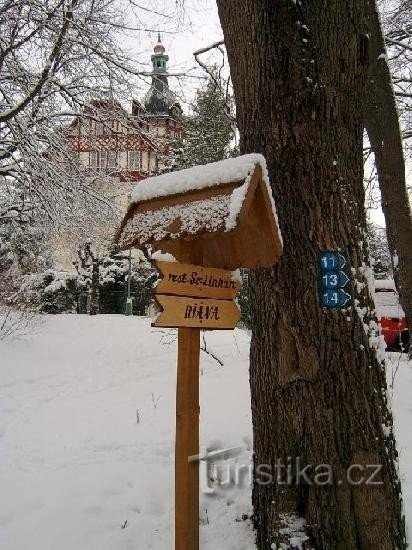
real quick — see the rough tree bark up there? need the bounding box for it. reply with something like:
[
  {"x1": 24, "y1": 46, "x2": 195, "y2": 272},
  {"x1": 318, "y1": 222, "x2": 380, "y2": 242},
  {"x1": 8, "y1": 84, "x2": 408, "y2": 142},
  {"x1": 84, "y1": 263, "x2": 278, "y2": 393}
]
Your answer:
[
  {"x1": 216, "y1": 1, "x2": 406, "y2": 548},
  {"x1": 365, "y1": 1, "x2": 412, "y2": 332}
]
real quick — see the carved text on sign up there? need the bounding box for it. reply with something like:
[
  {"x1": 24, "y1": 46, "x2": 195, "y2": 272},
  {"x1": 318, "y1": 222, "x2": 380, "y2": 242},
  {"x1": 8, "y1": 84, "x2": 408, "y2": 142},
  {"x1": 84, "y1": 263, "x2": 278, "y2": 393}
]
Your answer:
[
  {"x1": 153, "y1": 295, "x2": 241, "y2": 329},
  {"x1": 154, "y1": 261, "x2": 241, "y2": 300}
]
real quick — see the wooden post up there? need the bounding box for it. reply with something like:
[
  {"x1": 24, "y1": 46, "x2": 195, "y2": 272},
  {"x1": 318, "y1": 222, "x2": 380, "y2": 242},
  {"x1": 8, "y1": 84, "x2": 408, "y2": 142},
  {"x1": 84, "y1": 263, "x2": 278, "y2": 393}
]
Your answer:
[
  {"x1": 175, "y1": 240, "x2": 202, "y2": 550},
  {"x1": 175, "y1": 327, "x2": 200, "y2": 550}
]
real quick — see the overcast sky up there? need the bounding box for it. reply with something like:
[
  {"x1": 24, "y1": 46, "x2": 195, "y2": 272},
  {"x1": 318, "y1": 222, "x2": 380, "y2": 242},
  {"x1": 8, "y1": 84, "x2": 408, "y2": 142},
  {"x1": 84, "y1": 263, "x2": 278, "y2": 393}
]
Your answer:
[{"x1": 123, "y1": 1, "x2": 223, "y2": 108}]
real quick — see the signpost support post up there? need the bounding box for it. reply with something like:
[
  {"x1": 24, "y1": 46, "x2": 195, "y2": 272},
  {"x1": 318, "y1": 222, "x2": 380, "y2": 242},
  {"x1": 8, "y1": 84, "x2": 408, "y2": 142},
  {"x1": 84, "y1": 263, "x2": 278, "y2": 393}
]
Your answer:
[
  {"x1": 175, "y1": 327, "x2": 200, "y2": 550},
  {"x1": 175, "y1": 242, "x2": 202, "y2": 550}
]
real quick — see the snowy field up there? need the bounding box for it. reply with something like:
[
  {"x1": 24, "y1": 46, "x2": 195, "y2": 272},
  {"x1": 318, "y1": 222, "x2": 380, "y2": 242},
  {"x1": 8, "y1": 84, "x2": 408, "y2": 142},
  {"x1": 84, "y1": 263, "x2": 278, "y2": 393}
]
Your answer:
[{"x1": 0, "y1": 315, "x2": 411, "y2": 549}]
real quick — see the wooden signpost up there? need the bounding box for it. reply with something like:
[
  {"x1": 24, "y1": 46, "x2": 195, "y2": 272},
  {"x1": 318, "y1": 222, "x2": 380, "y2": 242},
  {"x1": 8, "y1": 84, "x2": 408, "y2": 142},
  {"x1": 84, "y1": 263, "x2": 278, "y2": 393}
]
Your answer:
[
  {"x1": 154, "y1": 261, "x2": 241, "y2": 300},
  {"x1": 153, "y1": 294, "x2": 241, "y2": 329},
  {"x1": 115, "y1": 155, "x2": 283, "y2": 549},
  {"x1": 153, "y1": 260, "x2": 242, "y2": 329}
]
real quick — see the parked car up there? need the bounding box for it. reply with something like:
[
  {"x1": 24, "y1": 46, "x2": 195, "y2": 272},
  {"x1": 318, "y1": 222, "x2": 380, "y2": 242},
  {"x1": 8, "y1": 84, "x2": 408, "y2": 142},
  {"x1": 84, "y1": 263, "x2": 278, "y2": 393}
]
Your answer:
[{"x1": 374, "y1": 279, "x2": 409, "y2": 351}]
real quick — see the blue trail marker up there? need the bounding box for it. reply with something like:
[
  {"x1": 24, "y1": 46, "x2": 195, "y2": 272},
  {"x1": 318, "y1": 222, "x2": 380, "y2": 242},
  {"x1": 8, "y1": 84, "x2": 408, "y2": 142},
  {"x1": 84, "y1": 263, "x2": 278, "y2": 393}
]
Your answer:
[
  {"x1": 321, "y1": 270, "x2": 349, "y2": 289},
  {"x1": 321, "y1": 289, "x2": 351, "y2": 308},
  {"x1": 319, "y1": 251, "x2": 346, "y2": 271},
  {"x1": 318, "y1": 251, "x2": 352, "y2": 308}
]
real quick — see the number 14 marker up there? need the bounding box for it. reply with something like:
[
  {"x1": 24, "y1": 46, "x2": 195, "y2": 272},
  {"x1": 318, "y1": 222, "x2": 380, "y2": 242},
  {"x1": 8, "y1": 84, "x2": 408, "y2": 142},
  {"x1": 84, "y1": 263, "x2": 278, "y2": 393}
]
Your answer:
[{"x1": 321, "y1": 289, "x2": 351, "y2": 308}]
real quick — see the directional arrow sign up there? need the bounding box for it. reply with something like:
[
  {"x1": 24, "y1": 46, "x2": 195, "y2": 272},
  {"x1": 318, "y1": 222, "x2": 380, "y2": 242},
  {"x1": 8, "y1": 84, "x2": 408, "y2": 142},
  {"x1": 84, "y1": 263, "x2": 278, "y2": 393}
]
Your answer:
[
  {"x1": 321, "y1": 289, "x2": 351, "y2": 308},
  {"x1": 321, "y1": 270, "x2": 350, "y2": 289},
  {"x1": 153, "y1": 295, "x2": 241, "y2": 329},
  {"x1": 154, "y1": 261, "x2": 241, "y2": 300},
  {"x1": 319, "y1": 251, "x2": 346, "y2": 271}
]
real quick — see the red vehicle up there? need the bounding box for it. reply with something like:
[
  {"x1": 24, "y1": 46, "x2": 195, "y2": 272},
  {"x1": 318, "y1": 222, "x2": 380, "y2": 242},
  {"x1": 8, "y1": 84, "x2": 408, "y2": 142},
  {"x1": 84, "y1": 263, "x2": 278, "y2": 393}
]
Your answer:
[{"x1": 374, "y1": 279, "x2": 409, "y2": 351}]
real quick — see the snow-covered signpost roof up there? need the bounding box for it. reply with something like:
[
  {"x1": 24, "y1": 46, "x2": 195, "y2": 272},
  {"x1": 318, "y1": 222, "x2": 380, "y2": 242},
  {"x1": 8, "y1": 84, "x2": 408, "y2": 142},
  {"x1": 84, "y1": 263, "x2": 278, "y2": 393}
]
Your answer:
[{"x1": 115, "y1": 153, "x2": 283, "y2": 269}]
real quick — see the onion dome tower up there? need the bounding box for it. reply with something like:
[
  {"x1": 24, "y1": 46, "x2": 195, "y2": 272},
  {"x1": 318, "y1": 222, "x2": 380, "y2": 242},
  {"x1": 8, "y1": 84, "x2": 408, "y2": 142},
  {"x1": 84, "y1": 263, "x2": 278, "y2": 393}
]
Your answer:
[{"x1": 143, "y1": 34, "x2": 178, "y2": 117}]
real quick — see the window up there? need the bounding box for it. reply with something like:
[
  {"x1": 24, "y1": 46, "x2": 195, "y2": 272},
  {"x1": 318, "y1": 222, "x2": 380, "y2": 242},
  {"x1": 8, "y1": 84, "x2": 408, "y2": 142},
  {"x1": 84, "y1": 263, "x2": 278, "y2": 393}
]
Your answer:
[
  {"x1": 108, "y1": 151, "x2": 117, "y2": 169},
  {"x1": 99, "y1": 150, "x2": 107, "y2": 170},
  {"x1": 89, "y1": 150, "x2": 118, "y2": 171},
  {"x1": 128, "y1": 151, "x2": 140, "y2": 170},
  {"x1": 89, "y1": 151, "x2": 97, "y2": 168}
]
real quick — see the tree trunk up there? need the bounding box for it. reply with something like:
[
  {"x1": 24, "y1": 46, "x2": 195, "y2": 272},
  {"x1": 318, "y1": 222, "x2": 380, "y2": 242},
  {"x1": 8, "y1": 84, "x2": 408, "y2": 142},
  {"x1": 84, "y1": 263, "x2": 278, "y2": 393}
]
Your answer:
[
  {"x1": 364, "y1": 1, "x2": 412, "y2": 332},
  {"x1": 216, "y1": 1, "x2": 406, "y2": 548}
]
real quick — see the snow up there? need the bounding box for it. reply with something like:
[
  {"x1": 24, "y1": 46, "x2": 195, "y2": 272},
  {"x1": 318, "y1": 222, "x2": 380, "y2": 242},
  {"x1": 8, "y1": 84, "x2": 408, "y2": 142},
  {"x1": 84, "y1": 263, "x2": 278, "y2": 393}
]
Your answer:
[
  {"x1": 131, "y1": 154, "x2": 267, "y2": 204},
  {"x1": 226, "y1": 180, "x2": 249, "y2": 231},
  {"x1": 126, "y1": 153, "x2": 283, "y2": 247},
  {"x1": 231, "y1": 269, "x2": 242, "y2": 283},
  {"x1": 373, "y1": 279, "x2": 405, "y2": 319},
  {"x1": 375, "y1": 289, "x2": 406, "y2": 319},
  {"x1": 150, "y1": 250, "x2": 176, "y2": 262},
  {"x1": 43, "y1": 270, "x2": 73, "y2": 294},
  {"x1": 277, "y1": 514, "x2": 309, "y2": 549},
  {"x1": 352, "y1": 264, "x2": 388, "y2": 364},
  {"x1": 388, "y1": 353, "x2": 412, "y2": 542},
  {"x1": 1, "y1": 316, "x2": 411, "y2": 549},
  {"x1": 121, "y1": 194, "x2": 231, "y2": 247},
  {"x1": 393, "y1": 253, "x2": 399, "y2": 269},
  {"x1": 0, "y1": 316, "x2": 255, "y2": 550}
]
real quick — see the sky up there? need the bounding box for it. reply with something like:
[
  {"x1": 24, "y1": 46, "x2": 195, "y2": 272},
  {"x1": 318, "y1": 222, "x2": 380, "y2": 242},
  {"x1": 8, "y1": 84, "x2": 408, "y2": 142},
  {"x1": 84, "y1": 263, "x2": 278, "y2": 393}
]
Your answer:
[{"x1": 124, "y1": 1, "x2": 223, "y2": 109}]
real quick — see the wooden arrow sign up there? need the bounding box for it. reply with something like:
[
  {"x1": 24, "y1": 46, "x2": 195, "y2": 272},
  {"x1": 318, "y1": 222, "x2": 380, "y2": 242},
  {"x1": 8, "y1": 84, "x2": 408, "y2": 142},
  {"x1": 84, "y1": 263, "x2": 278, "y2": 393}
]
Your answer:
[
  {"x1": 154, "y1": 261, "x2": 241, "y2": 300},
  {"x1": 153, "y1": 295, "x2": 241, "y2": 329}
]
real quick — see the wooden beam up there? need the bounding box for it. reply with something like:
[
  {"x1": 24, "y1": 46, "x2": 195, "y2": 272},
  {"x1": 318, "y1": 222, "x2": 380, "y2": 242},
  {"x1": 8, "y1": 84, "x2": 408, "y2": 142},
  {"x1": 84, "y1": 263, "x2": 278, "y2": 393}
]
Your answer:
[
  {"x1": 175, "y1": 239, "x2": 203, "y2": 550},
  {"x1": 175, "y1": 328, "x2": 200, "y2": 550}
]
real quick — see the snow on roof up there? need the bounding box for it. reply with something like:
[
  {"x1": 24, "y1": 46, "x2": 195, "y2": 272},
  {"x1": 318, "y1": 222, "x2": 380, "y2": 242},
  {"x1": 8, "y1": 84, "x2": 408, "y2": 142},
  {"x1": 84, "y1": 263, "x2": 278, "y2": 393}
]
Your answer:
[
  {"x1": 374, "y1": 289, "x2": 405, "y2": 318},
  {"x1": 118, "y1": 154, "x2": 281, "y2": 247},
  {"x1": 375, "y1": 278, "x2": 396, "y2": 291},
  {"x1": 131, "y1": 153, "x2": 268, "y2": 204},
  {"x1": 122, "y1": 194, "x2": 231, "y2": 247},
  {"x1": 116, "y1": 154, "x2": 283, "y2": 269},
  {"x1": 128, "y1": 153, "x2": 281, "y2": 242},
  {"x1": 125, "y1": 195, "x2": 230, "y2": 242}
]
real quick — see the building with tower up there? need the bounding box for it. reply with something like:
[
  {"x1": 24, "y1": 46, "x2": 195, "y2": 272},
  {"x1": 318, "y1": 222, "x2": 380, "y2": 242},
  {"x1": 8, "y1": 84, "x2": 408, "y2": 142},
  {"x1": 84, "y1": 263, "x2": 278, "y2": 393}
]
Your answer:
[
  {"x1": 65, "y1": 35, "x2": 181, "y2": 184},
  {"x1": 52, "y1": 37, "x2": 182, "y2": 270}
]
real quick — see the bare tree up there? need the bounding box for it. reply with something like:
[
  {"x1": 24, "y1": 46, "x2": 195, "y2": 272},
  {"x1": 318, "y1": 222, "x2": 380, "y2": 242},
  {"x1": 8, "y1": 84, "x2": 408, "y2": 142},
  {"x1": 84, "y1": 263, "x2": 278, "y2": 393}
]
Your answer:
[
  {"x1": 0, "y1": 0, "x2": 174, "y2": 226},
  {"x1": 365, "y1": 1, "x2": 412, "y2": 330},
  {"x1": 382, "y1": 0, "x2": 412, "y2": 160}
]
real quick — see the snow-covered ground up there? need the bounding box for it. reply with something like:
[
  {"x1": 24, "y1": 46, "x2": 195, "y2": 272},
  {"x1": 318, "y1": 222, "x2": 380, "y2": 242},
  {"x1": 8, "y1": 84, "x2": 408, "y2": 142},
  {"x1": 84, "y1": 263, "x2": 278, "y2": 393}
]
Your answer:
[
  {"x1": 0, "y1": 316, "x2": 254, "y2": 550},
  {"x1": 0, "y1": 315, "x2": 411, "y2": 549}
]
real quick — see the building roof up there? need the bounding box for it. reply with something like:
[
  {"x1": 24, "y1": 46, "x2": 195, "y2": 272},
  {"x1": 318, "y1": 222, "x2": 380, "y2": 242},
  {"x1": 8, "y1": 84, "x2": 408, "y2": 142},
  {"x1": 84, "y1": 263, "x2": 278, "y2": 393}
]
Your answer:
[{"x1": 142, "y1": 80, "x2": 177, "y2": 117}]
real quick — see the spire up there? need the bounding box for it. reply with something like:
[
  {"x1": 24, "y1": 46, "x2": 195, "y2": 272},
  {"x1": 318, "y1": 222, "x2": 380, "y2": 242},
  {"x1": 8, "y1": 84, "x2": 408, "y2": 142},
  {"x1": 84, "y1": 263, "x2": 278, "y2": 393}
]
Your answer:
[
  {"x1": 150, "y1": 34, "x2": 168, "y2": 89},
  {"x1": 153, "y1": 34, "x2": 166, "y2": 58}
]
